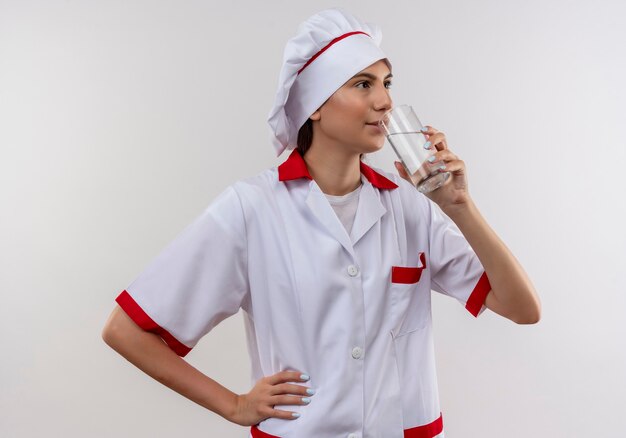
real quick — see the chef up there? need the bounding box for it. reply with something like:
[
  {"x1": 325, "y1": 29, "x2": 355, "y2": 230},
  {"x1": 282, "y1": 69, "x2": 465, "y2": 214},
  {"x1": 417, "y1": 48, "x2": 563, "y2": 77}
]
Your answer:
[{"x1": 104, "y1": 7, "x2": 540, "y2": 438}]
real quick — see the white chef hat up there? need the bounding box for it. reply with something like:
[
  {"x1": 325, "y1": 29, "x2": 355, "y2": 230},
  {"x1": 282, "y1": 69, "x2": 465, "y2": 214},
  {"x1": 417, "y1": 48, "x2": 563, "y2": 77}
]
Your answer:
[{"x1": 267, "y1": 7, "x2": 392, "y2": 157}]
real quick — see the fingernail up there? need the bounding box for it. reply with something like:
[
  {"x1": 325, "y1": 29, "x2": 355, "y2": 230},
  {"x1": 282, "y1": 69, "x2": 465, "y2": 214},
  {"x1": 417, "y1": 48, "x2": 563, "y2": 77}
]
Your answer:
[
  {"x1": 421, "y1": 127, "x2": 428, "y2": 132},
  {"x1": 306, "y1": 388, "x2": 316, "y2": 395},
  {"x1": 300, "y1": 374, "x2": 310, "y2": 381},
  {"x1": 423, "y1": 141, "x2": 431, "y2": 149},
  {"x1": 302, "y1": 397, "x2": 311, "y2": 404},
  {"x1": 292, "y1": 412, "x2": 300, "y2": 418},
  {"x1": 427, "y1": 156, "x2": 436, "y2": 163}
]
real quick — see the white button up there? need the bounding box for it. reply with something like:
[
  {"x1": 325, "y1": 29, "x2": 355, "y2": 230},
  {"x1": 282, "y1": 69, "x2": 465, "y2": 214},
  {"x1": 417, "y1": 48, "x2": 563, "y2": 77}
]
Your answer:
[
  {"x1": 347, "y1": 265, "x2": 359, "y2": 276},
  {"x1": 348, "y1": 434, "x2": 357, "y2": 438},
  {"x1": 351, "y1": 346, "x2": 363, "y2": 359}
]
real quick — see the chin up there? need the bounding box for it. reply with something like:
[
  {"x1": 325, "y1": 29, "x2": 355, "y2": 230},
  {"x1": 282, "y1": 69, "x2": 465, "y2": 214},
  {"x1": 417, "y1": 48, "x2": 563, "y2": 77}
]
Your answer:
[{"x1": 363, "y1": 138, "x2": 385, "y2": 154}]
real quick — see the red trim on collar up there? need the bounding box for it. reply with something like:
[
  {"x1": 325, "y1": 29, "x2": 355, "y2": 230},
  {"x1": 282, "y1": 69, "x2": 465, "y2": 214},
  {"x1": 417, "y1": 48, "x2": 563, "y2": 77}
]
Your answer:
[
  {"x1": 278, "y1": 149, "x2": 313, "y2": 181},
  {"x1": 359, "y1": 160, "x2": 398, "y2": 190},
  {"x1": 278, "y1": 148, "x2": 398, "y2": 190}
]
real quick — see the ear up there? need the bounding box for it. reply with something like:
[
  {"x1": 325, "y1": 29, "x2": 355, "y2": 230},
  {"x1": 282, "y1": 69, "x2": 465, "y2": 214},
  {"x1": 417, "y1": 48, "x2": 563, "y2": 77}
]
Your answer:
[{"x1": 309, "y1": 108, "x2": 321, "y2": 121}]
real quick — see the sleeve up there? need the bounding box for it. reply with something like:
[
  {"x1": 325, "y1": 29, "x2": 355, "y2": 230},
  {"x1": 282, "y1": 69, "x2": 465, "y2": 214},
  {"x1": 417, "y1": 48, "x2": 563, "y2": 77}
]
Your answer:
[
  {"x1": 426, "y1": 198, "x2": 492, "y2": 318},
  {"x1": 114, "y1": 184, "x2": 249, "y2": 357}
]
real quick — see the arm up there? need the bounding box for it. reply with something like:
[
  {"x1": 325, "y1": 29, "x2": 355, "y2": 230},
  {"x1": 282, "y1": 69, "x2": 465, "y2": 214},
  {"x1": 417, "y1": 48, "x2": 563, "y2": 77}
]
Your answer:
[
  {"x1": 394, "y1": 124, "x2": 541, "y2": 325},
  {"x1": 102, "y1": 305, "x2": 312, "y2": 425},
  {"x1": 101, "y1": 305, "x2": 239, "y2": 420},
  {"x1": 444, "y1": 199, "x2": 542, "y2": 324},
  {"x1": 103, "y1": 187, "x2": 314, "y2": 425}
]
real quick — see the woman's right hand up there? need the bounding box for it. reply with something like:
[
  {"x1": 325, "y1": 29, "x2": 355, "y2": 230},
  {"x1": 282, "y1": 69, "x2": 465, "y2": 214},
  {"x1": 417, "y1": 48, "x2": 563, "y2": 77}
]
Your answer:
[{"x1": 228, "y1": 370, "x2": 315, "y2": 426}]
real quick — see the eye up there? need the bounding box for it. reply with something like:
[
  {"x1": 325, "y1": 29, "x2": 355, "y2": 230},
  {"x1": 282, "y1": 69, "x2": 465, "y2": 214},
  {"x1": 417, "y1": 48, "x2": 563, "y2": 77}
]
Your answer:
[{"x1": 356, "y1": 80, "x2": 393, "y2": 89}]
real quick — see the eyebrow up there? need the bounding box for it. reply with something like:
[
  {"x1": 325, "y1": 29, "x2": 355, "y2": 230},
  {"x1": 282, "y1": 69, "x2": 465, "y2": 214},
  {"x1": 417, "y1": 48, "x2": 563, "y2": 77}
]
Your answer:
[{"x1": 352, "y1": 72, "x2": 393, "y2": 81}]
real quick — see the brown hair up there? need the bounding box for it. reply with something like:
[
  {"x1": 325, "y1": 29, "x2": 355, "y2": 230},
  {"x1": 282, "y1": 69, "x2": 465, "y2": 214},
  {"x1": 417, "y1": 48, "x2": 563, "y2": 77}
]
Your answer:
[
  {"x1": 296, "y1": 118, "x2": 364, "y2": 160},
  {"x1": 296, "y1": 118, "x2": 314, "y2": 156}
]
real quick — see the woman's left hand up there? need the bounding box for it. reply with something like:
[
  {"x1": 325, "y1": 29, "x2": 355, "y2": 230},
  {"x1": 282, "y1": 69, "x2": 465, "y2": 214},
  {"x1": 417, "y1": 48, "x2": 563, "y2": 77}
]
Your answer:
[{"x1": 394, "y1": 125, "x2": 472, "y2": 213}]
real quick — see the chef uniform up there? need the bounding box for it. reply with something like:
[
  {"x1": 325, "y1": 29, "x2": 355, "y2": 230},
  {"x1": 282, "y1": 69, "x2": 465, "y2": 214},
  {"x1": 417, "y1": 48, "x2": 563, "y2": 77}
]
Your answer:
[{"x1": 114, "y1": 8, "x2": 492, "y2": 438}]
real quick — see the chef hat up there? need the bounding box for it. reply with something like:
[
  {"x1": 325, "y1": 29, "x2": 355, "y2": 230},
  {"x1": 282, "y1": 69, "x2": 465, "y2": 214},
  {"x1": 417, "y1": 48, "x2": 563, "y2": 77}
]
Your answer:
[{"x1": 267, "y1": 7, "x2": 392, "y2": 157}]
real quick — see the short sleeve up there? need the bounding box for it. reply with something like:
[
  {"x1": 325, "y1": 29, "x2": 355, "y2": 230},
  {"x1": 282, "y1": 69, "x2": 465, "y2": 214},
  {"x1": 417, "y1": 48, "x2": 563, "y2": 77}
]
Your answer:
[
  {"x1": 114, "y1": 185, "x2": 249, "y2": 357},
  {"x1": 426, "y1": 198, "x2": 492, "y2": 318}
]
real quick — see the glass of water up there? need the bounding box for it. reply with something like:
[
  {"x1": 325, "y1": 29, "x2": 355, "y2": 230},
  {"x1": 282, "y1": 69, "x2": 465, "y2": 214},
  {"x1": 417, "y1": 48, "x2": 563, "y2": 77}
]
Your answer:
[{"x1": 379, "y1": 104, "x2": 451, "y2": 193}]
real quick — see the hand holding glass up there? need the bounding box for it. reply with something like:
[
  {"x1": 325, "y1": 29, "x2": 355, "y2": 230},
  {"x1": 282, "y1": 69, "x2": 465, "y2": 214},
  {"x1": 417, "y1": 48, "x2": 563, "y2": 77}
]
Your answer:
[{"x1": 379, "y1": 105, "x2": 451, "y2": 193}]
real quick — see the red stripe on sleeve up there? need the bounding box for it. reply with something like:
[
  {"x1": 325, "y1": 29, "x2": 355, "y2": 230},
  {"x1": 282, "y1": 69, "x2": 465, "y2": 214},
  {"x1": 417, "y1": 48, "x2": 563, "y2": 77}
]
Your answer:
[
  {"x1": 404, "y1": 412, "x2": 444, "y2": 437},
  {"x1": 465, "y1": 271, "x2": 492, "y2": 317},
  {"x1": 115, "y1": 290, "x2": 192, "y2": 357}
]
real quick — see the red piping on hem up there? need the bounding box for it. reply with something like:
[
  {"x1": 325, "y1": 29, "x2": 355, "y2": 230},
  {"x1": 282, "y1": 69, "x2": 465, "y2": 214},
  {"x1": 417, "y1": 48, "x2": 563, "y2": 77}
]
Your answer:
[
  {"x1": 251, "y1": 425, "x2": 279, "y2": 438},
  {"x1": 250, "y1": 412, "x2": 444, "y2": 438},
  {"x1": 404, "y1": 412, "x2": 444, "y2": 437},
  {"x1": 115, "y1": 290, "x2": 192, "y2": 357}
]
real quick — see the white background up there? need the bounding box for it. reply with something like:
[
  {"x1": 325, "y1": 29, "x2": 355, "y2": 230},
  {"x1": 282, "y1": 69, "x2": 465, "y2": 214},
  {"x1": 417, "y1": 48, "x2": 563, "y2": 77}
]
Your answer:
[{"x1": 1, "y1": 0, "x2": 625, "y2": 437}]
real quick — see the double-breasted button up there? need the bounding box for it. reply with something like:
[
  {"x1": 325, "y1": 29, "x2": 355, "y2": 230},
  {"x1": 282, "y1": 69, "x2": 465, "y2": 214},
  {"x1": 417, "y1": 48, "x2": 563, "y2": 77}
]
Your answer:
[{"x1": 347, "y1": 265, "x2": 359, "y2": 276}]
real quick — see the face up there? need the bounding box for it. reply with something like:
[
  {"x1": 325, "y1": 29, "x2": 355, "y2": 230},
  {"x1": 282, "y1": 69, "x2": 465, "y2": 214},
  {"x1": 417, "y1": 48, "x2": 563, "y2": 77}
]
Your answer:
[{"x1": 309, "y1": 59, "x2": 393, "y2": 155}]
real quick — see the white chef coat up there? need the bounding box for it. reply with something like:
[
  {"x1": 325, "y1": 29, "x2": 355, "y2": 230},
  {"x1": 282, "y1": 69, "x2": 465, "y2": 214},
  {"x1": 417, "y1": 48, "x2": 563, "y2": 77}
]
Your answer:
[{"x1": 115, "y1": 148, "x2": 492, "y2": 438}]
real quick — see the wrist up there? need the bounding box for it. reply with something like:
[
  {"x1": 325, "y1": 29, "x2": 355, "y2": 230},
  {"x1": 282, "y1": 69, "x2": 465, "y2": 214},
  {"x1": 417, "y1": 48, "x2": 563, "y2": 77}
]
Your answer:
[
  {"x1": 441, "y1": 198, "x2": 476, "y2": 220},
  {"x1": 221, "y1": 391, "x2": 242, "y2": 424}
]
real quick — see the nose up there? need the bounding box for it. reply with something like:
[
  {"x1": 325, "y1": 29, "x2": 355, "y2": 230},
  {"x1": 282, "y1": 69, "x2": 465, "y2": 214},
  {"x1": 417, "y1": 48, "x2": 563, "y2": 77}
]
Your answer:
[{"x1": 373, "y1": 82, "x2": 393, "y2": 113}]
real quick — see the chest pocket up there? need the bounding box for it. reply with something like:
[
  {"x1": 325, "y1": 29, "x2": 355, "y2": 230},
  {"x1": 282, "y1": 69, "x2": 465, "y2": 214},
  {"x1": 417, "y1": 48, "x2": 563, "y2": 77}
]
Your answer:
[
  {"x1": 391, "y1": 252, "x2": 427, "y2": 284},
  {"x1": 390, "y1": 252, "x2": 430, "y2": 337}
]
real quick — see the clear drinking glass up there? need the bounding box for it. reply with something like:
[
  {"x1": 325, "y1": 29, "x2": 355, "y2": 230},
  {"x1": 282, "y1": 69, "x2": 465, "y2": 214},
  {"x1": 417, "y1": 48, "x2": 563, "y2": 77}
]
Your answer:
[{"x1": 379, "y1": 104, "x2": 451, "y2": 193}]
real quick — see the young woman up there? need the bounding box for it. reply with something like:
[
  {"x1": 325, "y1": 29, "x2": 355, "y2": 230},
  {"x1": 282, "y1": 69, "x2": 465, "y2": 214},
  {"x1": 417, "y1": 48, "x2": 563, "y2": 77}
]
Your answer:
[{"x1": 102, "y1": 8, "x2": 540, "y2": 438}]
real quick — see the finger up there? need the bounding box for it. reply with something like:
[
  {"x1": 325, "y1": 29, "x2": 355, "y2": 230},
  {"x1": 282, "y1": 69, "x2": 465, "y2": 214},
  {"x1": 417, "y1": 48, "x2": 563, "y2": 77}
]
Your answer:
[
  {"x1": 394, "y1": 161, "x2": 411, "y2": 180},
  {"x1": 421, "y1": 126, "x2": 447, "y2": 150},
  {"x1": 267, "y1": 370, "x2": 309, "y2": 386},
  {"x1": 424, "y1": 154, "x2": 446, "y2": 174},
  {"x1": 425, "y1": 153, "x2": 461, "y2": 175},
  {"x1": 270, "y1": 383, "x2": 315, "y2": 396},
  {"x1": 421, "y1": 125, "x2": 440, "y2": 144},
  {"x1": 426, "y1": 149, "x2": 458, "y2": 164},
  {"x1": 264, "y1": 406, "x2": 302, "y2": 421},
  {"x1": 394, "y1": 161, "x2": 408, "y2": 177},
  {"x1": 424, "y1": 132, "x2": 448, "y2": 151},
  {"x1": 271, "y1": 394, "x2": 312, "y2": 406},
  {"x1": 433, "y1": 158, "x2": 465, "y2": 175},
  {"x1": 421, "y1": 125, "x2": 438, "y2": 135},
  {"x1": 395, "y1": 161, "x2": 419, "y2": 185}
]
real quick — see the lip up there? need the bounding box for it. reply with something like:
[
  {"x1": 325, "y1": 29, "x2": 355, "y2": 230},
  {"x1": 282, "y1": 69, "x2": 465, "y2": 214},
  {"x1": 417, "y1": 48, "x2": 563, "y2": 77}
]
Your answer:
[
  {"x1": 366, "y1": 123, "x2": 384, "y2": 133},
  {"x1": 367, "y1": 119, "x2": 388, "y2": 125}
]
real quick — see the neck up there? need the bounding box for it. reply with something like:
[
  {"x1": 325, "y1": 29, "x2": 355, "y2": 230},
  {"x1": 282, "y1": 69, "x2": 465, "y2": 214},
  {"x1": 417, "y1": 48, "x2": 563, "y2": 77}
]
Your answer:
[{"x1": 303, "y1": 144, "x2": 362, "y2": 196}]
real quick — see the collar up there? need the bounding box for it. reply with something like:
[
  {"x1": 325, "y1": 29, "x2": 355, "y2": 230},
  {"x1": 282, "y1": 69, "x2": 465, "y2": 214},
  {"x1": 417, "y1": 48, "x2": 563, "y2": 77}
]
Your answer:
[{"x1": 278, "y1": 148, "x2": 398, "y2": 190}]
